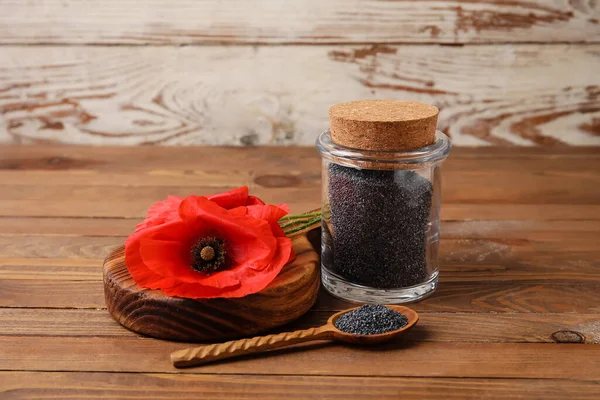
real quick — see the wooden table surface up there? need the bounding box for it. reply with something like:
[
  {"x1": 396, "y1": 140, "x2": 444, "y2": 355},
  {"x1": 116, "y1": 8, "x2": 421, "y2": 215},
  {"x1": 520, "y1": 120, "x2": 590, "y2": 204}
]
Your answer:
[{"x1": 1, "y1": 145, "x2": 600, "y2": 399}]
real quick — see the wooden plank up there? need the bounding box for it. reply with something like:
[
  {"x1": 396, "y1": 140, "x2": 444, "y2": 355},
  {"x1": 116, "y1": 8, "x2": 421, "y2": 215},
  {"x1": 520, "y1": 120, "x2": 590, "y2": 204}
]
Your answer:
[
  {"x1": 316, "y1": 283, "x2": 600, "y2": 314},
  {"x1": 1, "y1": 202, "x2": 599, "y2": 221},
  {"x1": 3, "y1": 280, "x2": 600, "y2": 313},
  {"x1": 2, "y1": 252, "x2": 598, "y2": 284},
  {"x1": 2, "y1": 309, "x2": 599, "y2": 344},
  {"x1": 0, "y1": 258, "x2": 102, "y2": 280},
  {"x1": 0, "y1": 217, "x2": 136, "y2": 236},
  {"x1": 0, "y1": 177, "x2": 598, "y2": 219},
  {"x1": 0, "y1": 146, "x2": 597, "y2": 188},
  {"x1": 0, "y1": 236, "x2": 122, "y2": 259},
  {"x1": 442, "y1": 205, "x2": 600, "y2": 221},
  {"x1": 0, "y1": 144, "x2": 324, "y2": 172},
  {"x1": 1, "y1": 233, "x2": 598, "y2": 276},
  {"x1": 0, "y1": 147, "x2": 598, "y2": 188},
  {"x1": 0, "y1": 256, "x2": 107, "y2": 281},
  {"x1": 1, "y1": 231, "x2": 598, "y2": 287},
  {"x1": 1, "y1": 145, "x2": 599, "y2": 166},
  {"x1": 0, "y1": 161, "x2": 598, "y2": 216},
  {"x1": 1, "y1": 336, "x2": 599, "y2": 380},
  {"x1": 0, "y1": 45, "x2": 598, "y2": 146},
  {"x1": 2, "y1": 372, "x2": 600, "y2": 400},
  {"x1": 1, "y1": 155, "x2": 599, "y2": 200},
  {"x1": 3, "y1": 217, "x2": 598, "y2": 240},
  {"x1": 0, "y1": 280, "x2": 105, "y2": 308},
  {"x1": 0, "y1": 0, "x2": 597, "y2": 45}
]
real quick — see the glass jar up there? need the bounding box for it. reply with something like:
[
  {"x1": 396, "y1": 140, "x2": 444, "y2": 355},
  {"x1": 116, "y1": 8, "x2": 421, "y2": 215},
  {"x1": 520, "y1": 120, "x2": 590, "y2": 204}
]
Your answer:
[{"x1": 316, "y1": 130, "x2": 451, "y2": 303}]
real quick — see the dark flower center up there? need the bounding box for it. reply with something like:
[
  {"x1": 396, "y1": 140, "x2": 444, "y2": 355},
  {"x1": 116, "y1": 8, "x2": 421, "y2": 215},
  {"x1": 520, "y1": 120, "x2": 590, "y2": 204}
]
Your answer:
[{"x1": 190, "y1": 236, "x2": 226, "y2": 274}]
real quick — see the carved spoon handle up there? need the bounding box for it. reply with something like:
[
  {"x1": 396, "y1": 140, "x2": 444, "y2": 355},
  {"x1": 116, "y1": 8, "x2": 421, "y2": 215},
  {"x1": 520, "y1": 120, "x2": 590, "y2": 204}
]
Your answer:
[{"x1": 171, "y1": 325, "x2": 335, "y2": 368}]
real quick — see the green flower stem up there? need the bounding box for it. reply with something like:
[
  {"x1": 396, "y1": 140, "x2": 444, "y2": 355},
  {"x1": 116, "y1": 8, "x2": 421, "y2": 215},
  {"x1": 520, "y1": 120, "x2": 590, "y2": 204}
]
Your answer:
[
  {"x1": 280, "y1": 218, "x2": 313, "y2": 229},
  {"x1": 283, "y1": 217, "x2": 321, "y2": 235},
  {"x1": 279, "y1": 212, "x2": 321, "y2": 221}
]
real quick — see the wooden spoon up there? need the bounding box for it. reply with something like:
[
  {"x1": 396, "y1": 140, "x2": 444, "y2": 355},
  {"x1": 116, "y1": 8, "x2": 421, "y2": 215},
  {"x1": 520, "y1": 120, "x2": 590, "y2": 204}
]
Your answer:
[{"x1": 170, "y1": 305, "x2": 418, "y2": 368}]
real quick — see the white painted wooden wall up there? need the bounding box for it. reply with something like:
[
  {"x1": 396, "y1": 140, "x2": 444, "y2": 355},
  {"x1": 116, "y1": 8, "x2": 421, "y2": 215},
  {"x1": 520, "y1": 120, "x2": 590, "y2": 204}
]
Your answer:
[{"x1": 0, "y1": 1, "x2": 598, "y2": 146}]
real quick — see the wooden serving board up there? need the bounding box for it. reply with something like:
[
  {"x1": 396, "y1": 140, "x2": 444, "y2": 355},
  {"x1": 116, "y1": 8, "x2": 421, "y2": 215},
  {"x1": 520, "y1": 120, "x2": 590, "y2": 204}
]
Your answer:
[{"x1": 103, "y1": 227, "x2": 321, "y2": 342}]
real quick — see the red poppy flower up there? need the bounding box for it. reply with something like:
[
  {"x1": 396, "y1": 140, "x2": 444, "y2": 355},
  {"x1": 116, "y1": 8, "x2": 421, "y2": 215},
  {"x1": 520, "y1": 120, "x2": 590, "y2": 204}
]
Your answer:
[{"x1": 125, "y1": 186, "x2": 295, "y2": 299}]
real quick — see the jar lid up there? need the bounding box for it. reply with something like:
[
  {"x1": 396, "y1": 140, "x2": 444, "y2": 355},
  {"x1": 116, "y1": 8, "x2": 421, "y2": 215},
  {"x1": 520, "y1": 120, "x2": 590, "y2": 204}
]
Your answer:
[{"x1": 329, "y1": 100, "x2": 439, "y2": 151}]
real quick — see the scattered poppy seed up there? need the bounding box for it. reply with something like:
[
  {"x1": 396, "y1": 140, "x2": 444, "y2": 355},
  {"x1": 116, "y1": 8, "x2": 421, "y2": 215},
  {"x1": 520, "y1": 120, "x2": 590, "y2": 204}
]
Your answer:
[
  {"x1": 334, "y1": 304, "x2": 408, "y2": 335},
  {"x1": 327, "y1": 164, "x2": 432, "y2": 288}
]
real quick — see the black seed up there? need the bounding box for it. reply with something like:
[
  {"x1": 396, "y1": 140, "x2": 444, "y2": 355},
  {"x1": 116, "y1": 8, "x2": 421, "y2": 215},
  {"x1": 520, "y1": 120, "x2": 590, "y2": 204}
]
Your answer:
[
  {"x1": 326, "y1": 163, "x2": 432, "y2": 288},
  {"x1": 334, "y1": 304, "x2": 408, "y2": 335}
]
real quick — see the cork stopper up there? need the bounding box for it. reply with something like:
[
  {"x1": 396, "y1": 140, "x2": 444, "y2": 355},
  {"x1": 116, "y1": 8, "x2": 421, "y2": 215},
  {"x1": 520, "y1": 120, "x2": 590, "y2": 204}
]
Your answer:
[{"x1": 329, "y1": 100, "x2": 439, "y2": 151}]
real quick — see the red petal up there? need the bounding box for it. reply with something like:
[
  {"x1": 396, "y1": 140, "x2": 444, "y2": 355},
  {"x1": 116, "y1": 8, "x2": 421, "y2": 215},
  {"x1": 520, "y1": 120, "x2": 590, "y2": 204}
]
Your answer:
[
  {"x1": 228, "y1": 206, "x2": 248, "y2": 217},
  {"x1": 139, "y1": 238, "x2": 208, "y2": 284},
  {"x1": 219, "y1": 236, "x2": 294, "y2": 298},
  {"x1": 178, "y1": 196, "x2": 276, "y2": 266},
  {"x1": 125, "y1": 230, "x2": 180, "y2": 289},
  {"x1": 125, "y1": 188, "x2": 291, "y2": 299},
  {"x1": 207, "y1": 186, "x2": 249, "y2": 209},
  {"x1": 129, "y1": 220, "x2": 241, "y2": 289},
  {"x1": 135, "y1": 196, "x2": 183, "y2": 232},
  {"x1": 246, "y1": 204, "x2": 289, "y2": 237},
  {"x1": 147, "y1": 196, "x2": 183, "y2": 220},
  {"x1": 162, "y1": 236, "x2": 293, "y2": 299},
  {"x1": 247, "y1": 195, "x2": 266, "y2": 206},
  {"x1": 276, "y1": 203, "x2": 290, "y2": 213},
  {"x1": 161, "y1": 281, "x2": 240, "y2": 298}
]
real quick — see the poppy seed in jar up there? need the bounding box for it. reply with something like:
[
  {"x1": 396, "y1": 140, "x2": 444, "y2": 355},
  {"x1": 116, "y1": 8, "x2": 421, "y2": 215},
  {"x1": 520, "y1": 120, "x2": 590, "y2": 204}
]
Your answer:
[{"x1": 326, "y1": 163, "x2": 433, "y2": 288}]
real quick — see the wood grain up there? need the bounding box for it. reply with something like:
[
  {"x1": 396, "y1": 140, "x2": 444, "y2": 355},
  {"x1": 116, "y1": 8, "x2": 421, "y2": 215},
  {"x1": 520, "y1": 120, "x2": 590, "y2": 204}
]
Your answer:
[
  {"x1": 0, "y1": 45, "x2": 598, "y2": 146},
  {"x1": 0, "y1": 0, "x2": 597, "y2": 45},
  {"x1": 3, "y1": 231, "x2": 598, "y2": 271},
  {"x1": 1, "y1": 155, "x2": 598, "y2": 200},
  {"x1": 1, "y1": 146, "x2": 599, "y2": 396},
  {"x1": 3, "y1": 232, "x2": 600, "y2": 284},
  {"x1": 1, "y1": 145, "x2": 597, "y2": 169},
  {"x1": 2, "y1": 216, "x2": 599, "y2": 238},
  {"x1": 1, "y1": 145, "x2": 598, "y2": 184},
  {"x1": 0, "y1": 257, "x2": 103, "y2": 280},
  {"x1": 1, "y1": 336, "x2": 599, "y2": 380},
  {"x1": 1, "y1": 177, "x2": 599, "y2": 217},
  {"x1": 0, "y1": 147, "x2": 598, "y2": 220},
  {"x1": 104, "y1": 231, "x2": 319, "y2": 341},
  {"x1": 3, "y1": 309, "x2": 600, "y2": 344},
  {"x1": 2, "y1": 372, "x2": 600, "y2": 400},
  {"x1": 5, "y1": 280, "x2": 600, "y2": 313}
]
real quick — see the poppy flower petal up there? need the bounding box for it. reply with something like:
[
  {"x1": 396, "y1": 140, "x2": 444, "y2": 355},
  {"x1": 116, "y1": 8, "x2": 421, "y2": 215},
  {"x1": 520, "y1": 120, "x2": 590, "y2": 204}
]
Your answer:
[
  {"x1": 246, "y1": 204, "x2": 289, "y2": 237},
  {"x1": 276, "y1": 203, "x2": 290, "y2": 213},
  {"x1": 216, "y1": 236, "x2": 293, "y2": 297},
  {"x1": 179, "y1": 196, "x2": 277, "y2": 265},
  {"x1": 161, "y1": 236, "x2": 292, "y2": 299},
  {"x1": 126, "y1": 189, "x2": 296, "y2": 299},
  {"x1": 147, "y1": 196, "x2": 183, "y2": 220},
  {"x1": 135, "y1": 196, "x2": 183, "y2": 232},
  {"x1": 191, "y1": 268, "x2": 241, "y2": 288},
  {"x1": 227, "y1": 206, "x2": 248, "y2": 217},
  {"x1": 139, "y1": 238, "x2": 213, "y2": 284},
  {"x1": 207, "y1": 186, "x2": 249, "y2": 209},
  {"x1": 161, "y1": 281, "x2": 241, "y2": 298},
  {"x1": 247, "y1": 195, "x2": 266, "y2": 206},
  {"x1": 125, "y1": 234, "x2": 180, "y2": 289}
]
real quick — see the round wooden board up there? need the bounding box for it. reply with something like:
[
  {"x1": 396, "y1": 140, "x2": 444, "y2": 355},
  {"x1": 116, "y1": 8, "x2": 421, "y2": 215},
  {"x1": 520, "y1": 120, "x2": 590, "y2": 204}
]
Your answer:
[{"x1": 103, "y1": 228, "x2": 320, "y2": 342}]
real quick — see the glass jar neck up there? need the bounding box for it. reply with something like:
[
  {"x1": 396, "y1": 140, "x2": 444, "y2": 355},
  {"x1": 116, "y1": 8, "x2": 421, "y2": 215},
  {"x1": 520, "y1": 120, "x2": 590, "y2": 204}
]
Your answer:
[{"x1": 316, "y1": 130, "x2": 451, "y2": 170}]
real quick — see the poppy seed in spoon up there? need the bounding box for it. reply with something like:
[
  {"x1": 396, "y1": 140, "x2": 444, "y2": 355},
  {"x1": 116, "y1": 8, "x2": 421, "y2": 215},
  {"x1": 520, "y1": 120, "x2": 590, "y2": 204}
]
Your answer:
[{"x1": 334, "y1": 304, "x2": 408, "y2": 335}]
